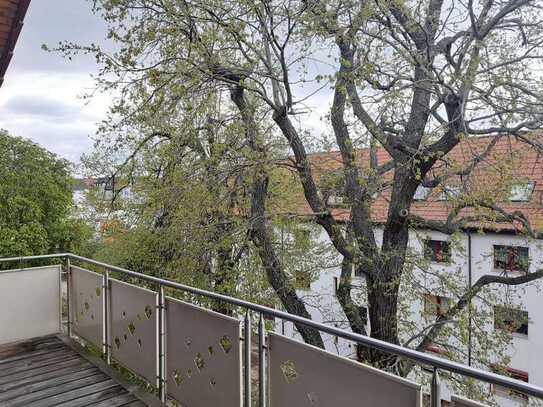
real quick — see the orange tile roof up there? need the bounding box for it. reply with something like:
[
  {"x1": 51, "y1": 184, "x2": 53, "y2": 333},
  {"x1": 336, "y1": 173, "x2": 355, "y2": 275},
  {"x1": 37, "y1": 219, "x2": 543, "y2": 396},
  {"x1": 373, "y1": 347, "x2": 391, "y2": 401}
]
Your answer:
[
  {"x1": 285, "y1": 134, "x2": 543, "y2": 233},
  {"x1": 0, "y1": 0, "x2": 30, "y2": 87}
]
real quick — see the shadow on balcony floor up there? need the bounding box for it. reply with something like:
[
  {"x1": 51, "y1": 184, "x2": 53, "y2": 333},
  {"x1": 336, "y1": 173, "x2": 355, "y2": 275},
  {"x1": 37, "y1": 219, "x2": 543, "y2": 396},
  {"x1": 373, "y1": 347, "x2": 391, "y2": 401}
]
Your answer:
[{"x1": 0, "y1": 335, "x2": 154, "y2": 406}]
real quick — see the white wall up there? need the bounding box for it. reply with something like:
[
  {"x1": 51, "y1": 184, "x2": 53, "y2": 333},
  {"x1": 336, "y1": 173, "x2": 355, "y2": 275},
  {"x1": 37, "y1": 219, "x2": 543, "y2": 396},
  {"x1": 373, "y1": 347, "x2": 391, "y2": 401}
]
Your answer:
[{"x1": 275, "y1": 228, "x2": 543, "y2": 406}]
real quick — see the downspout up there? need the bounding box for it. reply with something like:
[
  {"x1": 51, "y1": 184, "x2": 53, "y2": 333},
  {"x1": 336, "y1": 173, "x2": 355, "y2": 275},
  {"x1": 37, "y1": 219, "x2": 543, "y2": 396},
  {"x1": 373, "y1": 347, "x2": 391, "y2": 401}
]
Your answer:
[{"x1": 467, "y1": 232, "x2": 473, "y2": 366}]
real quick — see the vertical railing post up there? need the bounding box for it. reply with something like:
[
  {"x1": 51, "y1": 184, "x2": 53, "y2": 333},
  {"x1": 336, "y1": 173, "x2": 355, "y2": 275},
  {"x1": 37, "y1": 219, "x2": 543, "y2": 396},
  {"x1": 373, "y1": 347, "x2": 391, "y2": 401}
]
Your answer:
[
  {"x1": 157, "y1": 285, "x2": 166, "y2": 403},
  {"x1": 431, "y1": 367, "x2": 441, "y2": 407},
  {"x1": 65, "y1": 257, "x2": 71, "y2": 337},
  {"x1": 103, "y1": 270, "x2": 110, "y2": 365},
  {"x1": 244, "y1": 310, "x2": 252, "y2": 407},
  {"x1": 258, "y1": 313, "x2": 266, "y2": 407}
]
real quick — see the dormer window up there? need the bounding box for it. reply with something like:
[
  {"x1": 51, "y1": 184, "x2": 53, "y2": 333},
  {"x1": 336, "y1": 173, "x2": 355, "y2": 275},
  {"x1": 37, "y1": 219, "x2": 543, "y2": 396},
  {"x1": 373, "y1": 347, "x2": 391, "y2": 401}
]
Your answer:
[
  {"x1": 438, "y1": 186, "x2": 461, "y2": 201},
  {"x1": 509, "y1": 182, "x2": 534, "y2": 202},
  {"x1": 320, "y1": 170, "x2": 346, "y2": 207},
  {"x1": 414, "y1": 186, "x2": 432, "y2": 201},
  {"x1": 327, "y1": 194, "x2": 345, "y2": 206}
]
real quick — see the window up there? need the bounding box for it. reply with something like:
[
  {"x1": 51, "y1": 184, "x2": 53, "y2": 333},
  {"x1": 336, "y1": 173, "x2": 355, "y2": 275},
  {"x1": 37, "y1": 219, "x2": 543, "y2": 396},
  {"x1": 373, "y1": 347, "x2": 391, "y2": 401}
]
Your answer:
[
  {"x1": 509, "y1": 182, "x2": 535, "y2": 202},
  {"x1": 424, "y1": 294, "x2": 451, "y2": 317},
  {"x1": 327, "y1": 194, "x2": 344, "y2": 206},
  {"x1": 494, "y1": 306, "x2": 529, "y2": 336},
  {"x1": 414, "y1": 185, "x2": 432, "y2": 201},
  {"x1": 438, "y1": 185, "x2": 461, "y2": 201},
  {"x1": 424, "y1": 240, "x2": 451, "y2": 263},
  {"x1": 294, "y1": 269, "x2": 311, "y2": 289},
  {"x1": 493, "y1": 367, "x2": 529, "y2": 401},
  {"x1": 494, "y1": 245, "x2": 529, "y2": 273},
  {"x1": 353, "y1": 262, "x2": 365, "y2": 277}
]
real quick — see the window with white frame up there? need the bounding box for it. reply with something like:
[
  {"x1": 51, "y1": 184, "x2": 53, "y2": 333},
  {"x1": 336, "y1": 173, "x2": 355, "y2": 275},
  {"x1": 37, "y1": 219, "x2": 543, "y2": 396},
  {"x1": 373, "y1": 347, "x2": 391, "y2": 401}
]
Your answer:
[
  {"x1": 424, "y1": 239, "x2": 451, "y2": 263},
  {"x1": 494, "y1": 305, "x2": 529, "y2": 336},
  {"x1": 294, "y1": 268, "x2": 311, "y2": 289},
  {"x1": 414, "y1": 185, "x2": 432, "y2": 201},
  {"x1": 509, "y1": 182, "x2": 535, "y2": 202},
  {"x1": 492, "y1": 367, "x2": 529, "y2": 401},
  {"x1": 494, "y1": 245, "x2": 529, "y2": 273},
  {"x1": 438, "y1": 185, "x2": 461, "y2": 201},
  {"x1": 423, "y1": 294, "x2": 451, "y2": 317}
]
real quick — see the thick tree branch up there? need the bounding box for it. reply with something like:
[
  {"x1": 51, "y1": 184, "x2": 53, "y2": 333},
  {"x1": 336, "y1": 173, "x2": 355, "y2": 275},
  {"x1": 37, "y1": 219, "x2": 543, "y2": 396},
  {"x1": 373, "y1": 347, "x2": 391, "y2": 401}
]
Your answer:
[{"x1": 231, "y1": 85, "x2": 324, "y2": 348}]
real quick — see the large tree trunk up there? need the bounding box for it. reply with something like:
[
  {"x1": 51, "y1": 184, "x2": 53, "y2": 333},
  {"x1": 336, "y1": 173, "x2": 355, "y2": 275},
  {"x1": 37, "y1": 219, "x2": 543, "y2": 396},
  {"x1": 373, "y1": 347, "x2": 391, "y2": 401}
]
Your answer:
[
  {"x1": 365, "y1": 165, "x2": 417, "y2": 369},
  {"x1": 230, "y1": 85, "x2": 325, "y2": 348}
]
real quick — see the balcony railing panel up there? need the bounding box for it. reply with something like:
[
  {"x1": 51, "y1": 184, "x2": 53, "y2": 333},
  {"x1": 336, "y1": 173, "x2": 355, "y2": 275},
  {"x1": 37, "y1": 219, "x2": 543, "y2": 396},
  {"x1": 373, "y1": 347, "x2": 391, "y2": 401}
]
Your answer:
[
  {"x1": 0, "y1": 265, "x2": 61, "y2": 345},
  {"x1": 165, "y1": 297, "x2": 242, "y2": 407},
  {"x1": 268, "y1": 332, "x2": 423, "y2": 407},
  {"x1": 70, "y1": 266, "x2": 104, "y2": 347},
  {"x1": 2, "y1": 254, "x2": 543, "y2": 407},
  {"x1": 109, "y1": 278, "x2": 158, "y2": 384}
]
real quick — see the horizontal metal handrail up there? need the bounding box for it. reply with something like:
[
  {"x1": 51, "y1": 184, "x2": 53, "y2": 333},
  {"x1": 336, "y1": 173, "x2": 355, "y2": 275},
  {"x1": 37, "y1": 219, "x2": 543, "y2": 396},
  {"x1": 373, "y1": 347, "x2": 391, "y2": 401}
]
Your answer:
[{"x1": 2, "y1": 252, "x2": 543, "y2": 400}]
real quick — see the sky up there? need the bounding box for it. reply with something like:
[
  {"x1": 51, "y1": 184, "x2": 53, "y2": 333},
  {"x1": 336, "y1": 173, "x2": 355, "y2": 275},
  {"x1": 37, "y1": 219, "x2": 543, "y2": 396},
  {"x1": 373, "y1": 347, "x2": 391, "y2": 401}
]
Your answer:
[
  {"x1": 0, "y1": 0, "x2": 112, "y2": 168},
  {"x1": 0, "y1": 0, "x2": 334, "y2": 171}
]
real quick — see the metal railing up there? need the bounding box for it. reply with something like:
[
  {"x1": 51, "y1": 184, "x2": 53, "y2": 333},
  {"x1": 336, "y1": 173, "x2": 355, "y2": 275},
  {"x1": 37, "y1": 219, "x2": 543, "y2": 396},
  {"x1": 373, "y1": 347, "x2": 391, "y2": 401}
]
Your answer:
[{"x1": 2, "y1": 252, "x2": 543, "y2": 406}]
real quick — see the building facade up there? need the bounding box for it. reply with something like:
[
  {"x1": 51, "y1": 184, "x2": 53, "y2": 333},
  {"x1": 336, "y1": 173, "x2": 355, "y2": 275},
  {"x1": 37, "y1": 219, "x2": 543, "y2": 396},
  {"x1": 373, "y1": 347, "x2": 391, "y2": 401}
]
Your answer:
[{"x1": 277, "y1": 135, "x2": 543, "y2": 406}]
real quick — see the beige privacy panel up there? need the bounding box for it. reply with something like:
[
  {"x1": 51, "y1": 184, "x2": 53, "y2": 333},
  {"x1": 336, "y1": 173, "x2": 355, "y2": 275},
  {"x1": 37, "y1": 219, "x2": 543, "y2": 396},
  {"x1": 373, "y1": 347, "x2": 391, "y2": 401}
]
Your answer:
[
  {"x1": 452, "y1": 396, "x2": 491, "y2": 407},
  {"x1": 71, "y1": 266, "x2": 103, "y2": 348},
  {"x1": 268, "y1": 333, "x2": 422, "y2": 407},
  {"x1": 165, "y1": 297, "x2": 242, "y2": 407},
  {"x1": 0, "y1": 266, "x2": 61, "y2": 345},
  {"x1": 110, "y1": 279, "x2": 158, "y2": 384}
]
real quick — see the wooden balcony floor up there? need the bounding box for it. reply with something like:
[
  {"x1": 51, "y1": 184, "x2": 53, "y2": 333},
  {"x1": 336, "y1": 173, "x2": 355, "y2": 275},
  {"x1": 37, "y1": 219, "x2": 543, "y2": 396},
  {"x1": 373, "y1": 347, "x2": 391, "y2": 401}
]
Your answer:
[{"x1": 0, "y1": 335, "x2": 151, "y2": 407}]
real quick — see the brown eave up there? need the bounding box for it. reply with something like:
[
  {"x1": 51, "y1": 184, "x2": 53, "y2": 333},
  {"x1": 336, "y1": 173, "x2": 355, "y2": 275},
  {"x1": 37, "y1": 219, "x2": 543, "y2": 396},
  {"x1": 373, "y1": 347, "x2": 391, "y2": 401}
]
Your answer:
[{"x1": 0, "y1": 0, "x2": 30, "y2": 87}]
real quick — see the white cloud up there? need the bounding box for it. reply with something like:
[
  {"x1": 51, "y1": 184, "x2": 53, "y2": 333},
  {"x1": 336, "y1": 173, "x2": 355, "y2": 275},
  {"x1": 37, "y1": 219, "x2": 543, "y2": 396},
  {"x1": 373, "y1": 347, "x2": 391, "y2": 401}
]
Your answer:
[
  {"x1": 0, "y1": 71, "x2": 110, "y2": 165},
  {"x1": 0, "y1": 0, "x2": 111, "y2": 168}
]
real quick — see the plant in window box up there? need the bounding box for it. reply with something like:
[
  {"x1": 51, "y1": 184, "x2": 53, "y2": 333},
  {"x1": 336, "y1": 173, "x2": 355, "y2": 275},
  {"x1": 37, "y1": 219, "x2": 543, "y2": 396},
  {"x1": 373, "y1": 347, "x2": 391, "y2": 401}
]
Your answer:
[
  {"x1": 424, "y1": 240, "x2": 452, "y2": 263},
  {"x1": 494, "y1": 305, "x2": 529, "y2": 336},
  {"x1": 493, "y1": 245, "x2": 529, "y2": 274}
]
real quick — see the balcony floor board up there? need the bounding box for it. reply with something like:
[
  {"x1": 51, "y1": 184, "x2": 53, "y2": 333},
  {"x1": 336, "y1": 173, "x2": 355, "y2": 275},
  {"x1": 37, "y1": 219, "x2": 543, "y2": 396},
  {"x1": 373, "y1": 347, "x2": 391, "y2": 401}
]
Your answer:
[{"x1": 0, "y1": 335, "x2": 158, "y2": 407}]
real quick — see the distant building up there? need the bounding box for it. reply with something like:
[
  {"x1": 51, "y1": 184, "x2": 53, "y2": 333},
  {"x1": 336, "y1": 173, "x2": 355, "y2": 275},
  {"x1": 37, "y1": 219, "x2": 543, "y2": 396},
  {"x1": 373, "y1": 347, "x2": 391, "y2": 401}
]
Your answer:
[
  {"x1": 279, "y1": 134, "x2": 543, "y2": 406},
  {"x1": 72, "y1": 176, "x2": 133, "y2": 234}
]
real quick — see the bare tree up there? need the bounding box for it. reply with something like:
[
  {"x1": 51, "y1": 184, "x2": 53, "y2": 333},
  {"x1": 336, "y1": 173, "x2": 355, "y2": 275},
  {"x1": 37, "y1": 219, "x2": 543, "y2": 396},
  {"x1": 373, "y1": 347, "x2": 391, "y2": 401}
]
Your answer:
[{"x1": 57, "y1": 0, "x2": 543, "y2": 373}]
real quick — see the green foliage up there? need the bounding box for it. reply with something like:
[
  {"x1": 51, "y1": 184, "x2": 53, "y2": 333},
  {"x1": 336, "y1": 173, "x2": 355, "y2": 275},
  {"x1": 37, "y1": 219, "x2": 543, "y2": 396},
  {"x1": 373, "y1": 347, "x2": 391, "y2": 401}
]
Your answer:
[
  {"x1": 0, "y1": 130, "x2": 75, "y2": 257},
  {"x1": 51, "y1": 0, "x2": 543, "y2": 402}
]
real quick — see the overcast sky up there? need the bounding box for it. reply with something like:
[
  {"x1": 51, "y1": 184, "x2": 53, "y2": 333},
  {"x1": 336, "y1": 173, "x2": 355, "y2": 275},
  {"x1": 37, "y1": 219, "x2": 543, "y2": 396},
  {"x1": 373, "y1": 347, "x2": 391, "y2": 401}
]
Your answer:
[
  {"x1": 0, "y1": 0, "x2": 111, "y2": 168},
  {"x1": 0, "y1": 0, "x2": 335, "y2": 172}
]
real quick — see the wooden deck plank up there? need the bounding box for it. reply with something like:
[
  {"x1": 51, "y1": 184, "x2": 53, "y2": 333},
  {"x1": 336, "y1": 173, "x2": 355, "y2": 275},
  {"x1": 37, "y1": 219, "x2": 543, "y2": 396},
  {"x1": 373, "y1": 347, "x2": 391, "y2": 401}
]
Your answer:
[
  {"x1": 57, "y1": 336, "x2": 164, "y2": 407},
  {"x1": 54, "y1": 386, "x2": 133, "y2": 407},
  {"x1": 0, "y1": 335, "x2": 157, "y2": 407},
  {"x1": 0, "y1": 342, "x2": 65, "y2": 364},
  {"x1": 0, "y1": 365, "x2": 97, "y2": 393},
  {"x1": 0, "y1": 336, "x2": 61, "y2": 358},
  {"x1": 0, "y1": 358, "x2": 92, "y2": 386},
  {"x1": 0, "y1": 347, "x2": 77, "y2": 370},
  {"x1": 86, "y1": 393, "x2": 140, "y2": 407},
  {"x1": 23, "y1": 381, "x2": 120, "y2": 407},
  {"x1": 0, "y1": 367, "x2": 102, "y2": 401},
  {"x1": 0, "y1": 352, "x2": 80, "y2": 377},
  {"x1": 2, "y1": 374, "x2": 111, "y2": 406}
]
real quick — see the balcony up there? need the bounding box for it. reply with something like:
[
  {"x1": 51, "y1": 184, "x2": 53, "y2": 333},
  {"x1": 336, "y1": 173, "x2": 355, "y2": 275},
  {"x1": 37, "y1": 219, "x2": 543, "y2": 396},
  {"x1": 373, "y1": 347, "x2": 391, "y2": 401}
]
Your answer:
[{"x1": 1, "y1": 254, "x2": 542, "y2": 407}]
